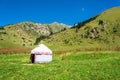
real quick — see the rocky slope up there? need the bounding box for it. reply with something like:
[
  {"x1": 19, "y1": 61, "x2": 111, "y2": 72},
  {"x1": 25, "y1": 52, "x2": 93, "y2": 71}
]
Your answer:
[
  {"x1": 0, "y1": 22, "x2": 68, "y2": 48},
  {"x1": 43, "y1": 6, "x2": 120, "y2": 50}
]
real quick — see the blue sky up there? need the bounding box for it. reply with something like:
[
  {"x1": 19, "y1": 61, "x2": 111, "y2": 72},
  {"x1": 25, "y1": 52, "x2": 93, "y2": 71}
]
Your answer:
[{"x1": 0, "y1": 0, "x2": 120, "y2": 26}]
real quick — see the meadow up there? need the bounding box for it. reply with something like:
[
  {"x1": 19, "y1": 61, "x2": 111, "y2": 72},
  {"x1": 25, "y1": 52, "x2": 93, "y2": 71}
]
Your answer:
[{"x1": 0, "y1": 51, "x2": 120, "y2": 80}]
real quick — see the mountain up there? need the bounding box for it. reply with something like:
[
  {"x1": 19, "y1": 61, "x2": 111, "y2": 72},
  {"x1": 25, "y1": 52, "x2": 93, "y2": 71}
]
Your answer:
[
  {"x1": 0, "y1": 22, "x2": 68, "y2": 48},
  {"x1": 0, "y1": 6, "x2": 120, "y2": 51},
  {"x1": 42, "y1": 6, "x2": 120, "y2": 50}
]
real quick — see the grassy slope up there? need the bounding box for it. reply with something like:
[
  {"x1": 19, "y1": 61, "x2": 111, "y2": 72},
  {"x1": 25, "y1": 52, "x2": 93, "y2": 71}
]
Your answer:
[
  {"x1": 0, "y1": 7, "x2": 120, "y2": 51},
  {"x1": 0, "y1": 23, "x2": 37, "y2": 48},
  {"x1": 0, "y1": 52, "x2": 120, "y2": 80},
  {"x1": 42, "y1": 6, "x2": 120, "y2": 51},
  {"x1": 0, "y1": 22, "x2": 68, "y2": 48}
]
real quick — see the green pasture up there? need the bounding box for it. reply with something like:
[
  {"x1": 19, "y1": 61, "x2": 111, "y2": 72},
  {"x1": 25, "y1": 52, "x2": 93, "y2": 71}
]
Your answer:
[{"x1": 0, "y1": 51, "x2": 120, "y2": 80}]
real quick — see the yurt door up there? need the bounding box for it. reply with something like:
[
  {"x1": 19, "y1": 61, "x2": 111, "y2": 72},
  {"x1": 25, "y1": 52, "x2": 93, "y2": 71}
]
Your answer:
[{"x1": 31, "y1": 54, "x2": 35, "y2": 63}]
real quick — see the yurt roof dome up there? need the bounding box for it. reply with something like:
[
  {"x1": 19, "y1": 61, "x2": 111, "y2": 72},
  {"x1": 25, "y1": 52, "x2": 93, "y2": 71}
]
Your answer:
[{"x1": 31, "y1": 44, "x2": 52, "y2": 54}]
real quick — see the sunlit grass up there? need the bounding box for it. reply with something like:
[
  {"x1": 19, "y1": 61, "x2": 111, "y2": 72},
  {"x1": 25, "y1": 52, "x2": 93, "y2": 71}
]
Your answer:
[{"x1": 0, "y1": 51, "x2": 120, "y2": 80}]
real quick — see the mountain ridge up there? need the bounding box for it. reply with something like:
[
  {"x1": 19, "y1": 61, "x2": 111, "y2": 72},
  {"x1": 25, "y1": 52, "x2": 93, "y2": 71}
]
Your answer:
[
  {"x1": 0, "y1": 6, "x2": 120, "y2": 51},
  {"x1": 0, "y1": 21, "x2": 69, "y2": 48},
  {"x1": 42, "y1": 6, "x2": 120, "y2": 50}
]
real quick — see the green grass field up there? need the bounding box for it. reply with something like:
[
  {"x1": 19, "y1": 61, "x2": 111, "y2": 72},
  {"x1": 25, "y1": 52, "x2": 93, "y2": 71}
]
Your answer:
[{"x1": 0, "y1": 52, "x2": 120, "y2": 80}]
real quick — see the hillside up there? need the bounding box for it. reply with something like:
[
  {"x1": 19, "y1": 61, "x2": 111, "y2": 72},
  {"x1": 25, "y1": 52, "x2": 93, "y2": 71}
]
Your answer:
[
  {"x1": 0, "y1": 6, "x2": 120, "y2": 51},
  {"x1": 0, "y1": 22, "x2": 68, "y2": 48},
  {"x1": 42, "y1": 6, "x2": 120, "y2": 50}
]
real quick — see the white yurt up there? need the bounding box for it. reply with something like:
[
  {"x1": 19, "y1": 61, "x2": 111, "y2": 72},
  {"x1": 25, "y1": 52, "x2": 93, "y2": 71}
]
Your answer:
[{"x1": 30, "y1": 44, "x2": 52, "y2": 63}]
